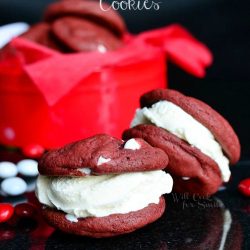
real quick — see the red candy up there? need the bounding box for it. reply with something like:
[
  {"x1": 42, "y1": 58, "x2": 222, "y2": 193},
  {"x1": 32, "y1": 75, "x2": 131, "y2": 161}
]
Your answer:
[
  {"x1": 22, "y1": 144, "x2": 45, "y2": 158},
  {"x1": 15, "y1": 203, "x2": 36, "y2": 218},
  {"x1": 238, "y1": 178, "x2": 250, "y2": 197},
  {"x1": 0, "y1": 203, "x2": 14, "y2": 223}
]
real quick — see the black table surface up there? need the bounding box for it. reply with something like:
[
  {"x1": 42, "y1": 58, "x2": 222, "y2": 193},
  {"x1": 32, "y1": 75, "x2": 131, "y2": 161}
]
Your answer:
[{"x1": 0, "y1": 150, "x2": 249, "y2": 250}]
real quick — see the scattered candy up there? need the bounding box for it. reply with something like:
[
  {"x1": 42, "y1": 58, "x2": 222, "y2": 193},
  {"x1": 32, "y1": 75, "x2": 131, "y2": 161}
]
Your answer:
[
  {"x1": 1, "y1": 177, "x2": 27, "y2": 196},
  {"x1": 16, "y1": 159, "x2": 39, "y2": 177},
  {"x1": 15, "y1": 203, "x2": 36, "y2": 218},
  {"x1": 238, "y1": 178, "x2": 250, "y2": 197},
  {"x1": 22, "y1": 144, "x2": 45, "y2": 158},
  {"x1": 0, "y1": 203, "x2": 14, "y2": 223},
  {"x1": 0, "y1": 162, "x2": 18, "y2": 178}
]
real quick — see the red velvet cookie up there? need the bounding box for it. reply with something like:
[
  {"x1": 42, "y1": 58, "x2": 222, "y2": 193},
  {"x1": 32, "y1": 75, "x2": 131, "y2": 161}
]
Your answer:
[
  {"x1": 37, "y1": 134, "x2": 171, "y2": 238},
  {"x1": 140, "y1": 89, "x2": 240, "y2": 164},
  {"x1": 123, "y1": 89, "x2": 241, "y2": 195},
  {"x1": 123, "y1": 124, "x2": 222, "y2": 195},
  {"x1": 38, "y1": 134, "x2": 169, "y2": 176},
  {"x1": 44, "y1": 0, "x2": 126, "y2": 37},
  {"x1": 51, "y1": 17, "x2": 122, "y2": 52},
  {"x1": 42, "y1": 196, "x2": 165, "y2": 238}
]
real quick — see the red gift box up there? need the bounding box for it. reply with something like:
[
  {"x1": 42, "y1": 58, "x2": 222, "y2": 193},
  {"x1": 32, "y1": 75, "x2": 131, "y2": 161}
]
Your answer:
[{"x1": 0, "y1": 24, "x2": 212, "y2": 150}]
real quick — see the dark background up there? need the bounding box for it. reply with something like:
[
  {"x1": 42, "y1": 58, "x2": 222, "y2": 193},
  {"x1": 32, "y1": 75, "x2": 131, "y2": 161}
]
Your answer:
[{"x1": 0, "y1": 0, "x2": 249, "y2": 158}]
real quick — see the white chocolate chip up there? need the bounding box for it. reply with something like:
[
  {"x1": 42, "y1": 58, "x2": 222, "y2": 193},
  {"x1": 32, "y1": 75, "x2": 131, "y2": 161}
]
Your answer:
[
  {"x1": 78, "y1": 168, "x2": 91, "y2": 175},
  {"x1": 97, "y1": 44, "x2": 107, "y2": 53},
  {"x1": 65, "y1": 214, "x2": 78, "y2": 223},
  {"x1": 97, "y1": 156, "x2": 111, "y2": 166},
  {"x1": 182, "y1": 177, "x2": 190, "y2": 180},
  {"x1": 124, "y1": 139, "x2": 141, "y2": 150}
]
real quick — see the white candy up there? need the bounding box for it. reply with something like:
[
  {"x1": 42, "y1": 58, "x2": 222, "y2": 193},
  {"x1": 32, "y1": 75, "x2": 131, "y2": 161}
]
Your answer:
[
  {"x1": 124, "y1": 139, "x2": 141, "y2": 150},
  {"x1": 0, "y1": 161, "x2": 18, "y2": 178},
  {"x1": 1, "y1": 177, "x2": 27, "y2": 196},
  {"x1": 17, "y1": 159, "x2": 38, "y2": 177}
]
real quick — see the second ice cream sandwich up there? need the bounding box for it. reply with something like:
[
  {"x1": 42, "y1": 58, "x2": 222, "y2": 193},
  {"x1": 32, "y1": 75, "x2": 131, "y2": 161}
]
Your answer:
[{"x1": 123, "y1": 89, "x2": 240, "y2": 195}]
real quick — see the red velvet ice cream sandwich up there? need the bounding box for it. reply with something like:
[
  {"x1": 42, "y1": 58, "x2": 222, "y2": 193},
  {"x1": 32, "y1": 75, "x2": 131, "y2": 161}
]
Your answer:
[
  {"x1": 123, "y1": 89, "x2": 240, "y2": 195},
  {"x1": 36, "y1": 134, "x2": 173, "y2": 237}
]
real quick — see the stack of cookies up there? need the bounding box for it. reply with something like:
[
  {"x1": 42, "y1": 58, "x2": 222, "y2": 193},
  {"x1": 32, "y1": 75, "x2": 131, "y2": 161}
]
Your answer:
[{"x1": 20, "y1": 0, "x2": 125, "y2": 52}]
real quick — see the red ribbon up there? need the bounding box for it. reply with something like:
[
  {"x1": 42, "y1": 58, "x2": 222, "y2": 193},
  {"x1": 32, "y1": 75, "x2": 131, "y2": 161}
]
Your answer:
[{"x1": 134, "y1": 24, "x2": 213, "y2": 77}]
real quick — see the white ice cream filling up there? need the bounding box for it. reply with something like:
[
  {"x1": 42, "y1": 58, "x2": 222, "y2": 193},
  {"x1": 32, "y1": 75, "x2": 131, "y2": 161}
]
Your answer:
[
  {"x1": 36, "y1": 170, "x2": 173, "y2": 218},
  {"x1": 131, "y1": 100, "x2": 231, "y2": 182}
]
